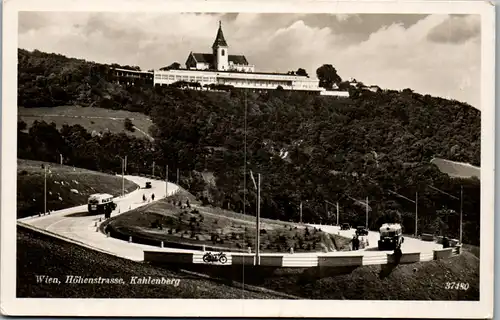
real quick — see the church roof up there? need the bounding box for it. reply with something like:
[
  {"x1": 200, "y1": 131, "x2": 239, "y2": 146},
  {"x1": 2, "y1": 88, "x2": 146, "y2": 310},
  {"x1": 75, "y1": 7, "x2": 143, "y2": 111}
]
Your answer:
[
  {"x1": 212, "y1": 22, "x2": 228, "y2": 48},
  {"x1": 228, "y1": 55, "x2": 248, "y2": 65},
  {"x1": 191, "y1": 52, "x2": 250, "y2": 66},
  {"x1": 192, "y1": 53, "x2": 213, "y2": 64}
]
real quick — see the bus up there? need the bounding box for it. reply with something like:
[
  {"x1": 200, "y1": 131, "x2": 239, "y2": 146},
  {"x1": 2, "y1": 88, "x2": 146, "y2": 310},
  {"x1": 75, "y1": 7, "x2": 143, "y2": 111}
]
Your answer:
[
  {"x1": 88, "y1": 193, "x2": 117, "y2": 218},
  {"x1": 378, "y1": 223, "x2": 404, "y2": 250}
]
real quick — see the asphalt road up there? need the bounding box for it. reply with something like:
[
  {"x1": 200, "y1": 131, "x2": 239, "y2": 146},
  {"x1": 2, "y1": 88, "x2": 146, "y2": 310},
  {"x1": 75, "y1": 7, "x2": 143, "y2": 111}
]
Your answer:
[
  {"x1": 307, "y1": 224, "x2": 442, "y2": 253},
  {"x1": 19, "y1": 175, "x2": 180, "y2": 261},
  {"x1": 19, "y1": 174, "x2": 443, "y2": 263}
]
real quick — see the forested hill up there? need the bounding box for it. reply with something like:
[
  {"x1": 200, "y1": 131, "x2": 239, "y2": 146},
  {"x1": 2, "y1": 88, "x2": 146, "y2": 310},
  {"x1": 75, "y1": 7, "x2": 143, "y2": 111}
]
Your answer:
[{"x1": 17, "y1": 49, "x2": 481, "y2": 245}]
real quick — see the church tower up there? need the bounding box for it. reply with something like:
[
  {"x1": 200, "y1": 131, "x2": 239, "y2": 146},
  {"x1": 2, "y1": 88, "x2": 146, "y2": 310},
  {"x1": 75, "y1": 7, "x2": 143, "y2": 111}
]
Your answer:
[{"x1": 212, "y1": 21, "x2": 229, "y2": 71}]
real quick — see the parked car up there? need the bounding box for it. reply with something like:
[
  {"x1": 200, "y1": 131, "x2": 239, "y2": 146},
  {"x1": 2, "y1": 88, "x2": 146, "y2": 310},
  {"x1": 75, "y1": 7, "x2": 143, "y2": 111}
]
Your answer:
[
  {"x1": 355, "y1": 226, "x2": 369, "y2": 236},
  {"x1": 340, "y1": 223, "x2": 350, "y2": 230},
  {"x1": 145, "y1": 182, "x2": 152, "y2": 189}
]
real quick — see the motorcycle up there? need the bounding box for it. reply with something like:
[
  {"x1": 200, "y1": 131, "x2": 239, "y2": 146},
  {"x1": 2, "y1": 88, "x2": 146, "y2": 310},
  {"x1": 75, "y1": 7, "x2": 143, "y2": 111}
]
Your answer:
[{"x1": 202, "y1": 251, "x2": 227, "y2": 264}]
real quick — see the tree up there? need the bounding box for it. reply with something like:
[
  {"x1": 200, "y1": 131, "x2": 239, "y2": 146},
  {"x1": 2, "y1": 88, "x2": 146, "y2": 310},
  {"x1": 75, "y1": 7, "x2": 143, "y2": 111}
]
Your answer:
[
  {"x1": 160, "y1": 62, "x2": 181, "y2": 71},
  {"x1": 296, "y1": 68, "x2": 308, "y2": 77},
  {"x1": 316, "y1": 64, "x2": 342, "y2": 90},
  {"x1": 18, "y1": 120, "x2": 27, "y2": 132},
  {"x1": 338, "y1": 81, "x2": 351, "y2": 91}
]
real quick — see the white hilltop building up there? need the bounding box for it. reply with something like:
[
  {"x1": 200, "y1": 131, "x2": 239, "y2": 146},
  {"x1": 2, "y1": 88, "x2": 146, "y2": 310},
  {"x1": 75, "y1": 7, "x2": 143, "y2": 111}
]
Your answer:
[{"x1": 153, "y1": 22, "x2": 348, "y2": 96}]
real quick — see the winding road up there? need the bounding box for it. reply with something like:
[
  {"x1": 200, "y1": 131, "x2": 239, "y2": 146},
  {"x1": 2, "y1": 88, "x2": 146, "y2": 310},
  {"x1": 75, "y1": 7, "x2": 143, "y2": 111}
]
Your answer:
[
  {"x1": 19, "y1": 175, "x2": 179, "y2": 261},
  {"x1": 18, "y1": 175, "x2": 443, "y2": 263}
]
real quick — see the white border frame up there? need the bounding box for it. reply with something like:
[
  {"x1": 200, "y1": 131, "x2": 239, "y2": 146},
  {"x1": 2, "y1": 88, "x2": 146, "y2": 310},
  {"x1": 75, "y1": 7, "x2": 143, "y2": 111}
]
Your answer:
[{"x1": 1, "y1": 0, "x2": 495, "y2": 318}]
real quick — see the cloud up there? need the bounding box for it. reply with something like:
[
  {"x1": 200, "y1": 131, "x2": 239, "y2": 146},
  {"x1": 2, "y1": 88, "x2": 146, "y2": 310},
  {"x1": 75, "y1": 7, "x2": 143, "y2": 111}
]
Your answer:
[
  {"x1": 427, "y1": 14, "x2": 480, "y2": 44},
  {"x1": 17, "y1": 12, "x2": 481, "y2": 109}
]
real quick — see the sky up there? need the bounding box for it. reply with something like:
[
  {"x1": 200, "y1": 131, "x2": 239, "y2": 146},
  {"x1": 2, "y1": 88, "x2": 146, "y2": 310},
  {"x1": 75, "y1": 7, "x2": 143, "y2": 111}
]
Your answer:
[{"x1": 18, "y1": 12, "x2": 481, "y2": 109}]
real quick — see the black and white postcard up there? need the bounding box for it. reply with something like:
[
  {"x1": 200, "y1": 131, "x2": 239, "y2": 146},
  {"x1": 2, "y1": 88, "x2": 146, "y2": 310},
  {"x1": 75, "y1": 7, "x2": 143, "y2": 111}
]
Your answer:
[{"x1": 1, "y1": 0, "x2": 495, "y2": 318}]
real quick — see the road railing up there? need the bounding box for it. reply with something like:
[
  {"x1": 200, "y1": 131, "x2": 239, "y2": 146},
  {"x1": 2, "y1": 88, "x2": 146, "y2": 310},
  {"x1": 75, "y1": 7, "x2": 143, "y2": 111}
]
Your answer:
[{"x1": 143, "y1": 247, "x2": 460, "y2": 267}]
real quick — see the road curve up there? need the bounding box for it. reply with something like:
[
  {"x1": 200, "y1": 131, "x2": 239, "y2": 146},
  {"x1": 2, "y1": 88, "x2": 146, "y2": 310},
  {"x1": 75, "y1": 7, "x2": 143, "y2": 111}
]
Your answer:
[
  {"x1": 307, "y1": 224, "x2": 442, "y2": 254},
  {"x1": 19, "y1": 174, "x2": 444, "y2": 263},
  {"x1": 19, "y1": 175, "x2": 180, "y2": 261}
]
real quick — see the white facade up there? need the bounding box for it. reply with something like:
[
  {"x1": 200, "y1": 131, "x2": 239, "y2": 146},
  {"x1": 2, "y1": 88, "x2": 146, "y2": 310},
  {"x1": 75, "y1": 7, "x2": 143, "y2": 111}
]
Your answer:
[
  {"x1": 214, "y1": 47, "x2": 229, "y2": 71},
  {"x1": 153, "y1": 22, "x2": 350, "y2": 94},
  {"x1": 228, "y1": 61, "x2": 255, "y2": 72},
  {"x1": 320, "y1": 90, "x2": 350, "y2": 97},
  {"x1": 194, "y1": 62, "x2": 210, "y2": 70},
  {"x1": 153, "y1": 69, "x2": 324, "y2": 92}
]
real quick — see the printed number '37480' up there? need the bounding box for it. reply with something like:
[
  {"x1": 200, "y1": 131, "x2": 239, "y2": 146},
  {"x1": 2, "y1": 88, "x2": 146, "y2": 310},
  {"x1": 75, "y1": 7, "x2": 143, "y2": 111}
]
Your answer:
[{"x1": 445, "y1": 282, "x2": 469, "y2": 290}]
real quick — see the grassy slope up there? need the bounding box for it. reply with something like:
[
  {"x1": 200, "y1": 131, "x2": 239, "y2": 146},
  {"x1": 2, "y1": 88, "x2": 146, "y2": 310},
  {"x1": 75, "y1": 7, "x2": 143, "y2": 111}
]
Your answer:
[
  {"x1": 16, "y1": 226, "x2": 284, "y2": 299},
  {"x1": 102, "y1": 191, "x2": 351, "y2": 253},
  {"x1": 431, "y1": 157, "x2": 480, "y2": 179},
  {"x1": 17, "y1": 159, "x2": 138, "y2": 218},
  {"x1": 18, "y1": 106, "x2": 153, "y2": 139}
]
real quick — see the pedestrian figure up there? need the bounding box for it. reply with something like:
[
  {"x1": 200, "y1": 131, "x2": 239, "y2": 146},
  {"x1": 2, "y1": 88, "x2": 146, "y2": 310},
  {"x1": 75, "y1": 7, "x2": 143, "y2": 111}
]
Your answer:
[
  {"x1": 143, "y1": 194, "x2": 146, "y2": 202},
  {"x1": 394, "y1": 246, "x2": 403, "y2": 264},
  {"x1": 151, "y1": 193, "x2": 155, "y2": 201},
  {"x1": 186, "y1": 199, "x2": 191, "y2": 208},
  {"x1": 352, "y1": 235, "x2": 360, "y2": 251},
  {"x1": 442, "y1": 236, "x2": 450, "y2": 249},
  {"x1": 355, "y1": 235, "x2": 360, "y2": 250}
]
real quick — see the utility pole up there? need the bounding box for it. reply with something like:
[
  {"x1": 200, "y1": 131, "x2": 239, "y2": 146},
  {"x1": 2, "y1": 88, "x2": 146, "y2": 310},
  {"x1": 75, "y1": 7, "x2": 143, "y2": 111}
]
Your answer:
[
  {"x1": 44, "y1": 165, "x2": 47, "y2": 214},
  {"x1": 388, "y1": 189, "x2": 417, "y2": 236},
  {"x1": 428, "y1": 185, "x2": 460, "y2": 240},
  {"x1": 415, "y1": 192, "x2": 418, "y2": 237},
  {"x1": 59, "y1": 154, "x2": 63, "y2": 166},
  {"x1": 124, "y1": 155, "x2": 127, "y2": 174},
  {"x1": 243, "y1": 90, "x2": 247, "y2": 220},
  {"x1": 460, "y1": 185, "x2": 463, "y2": 244},
  {"x1": 299, "y1": 201, "x2": 303, "y2": 224},
  {"x1": 152, "y1": 161, "x2": 155, "y2": 177},
  {"x1": 165, "y1": 165, "x2": 169, "y2": 197},
  {"x1": 256, "y1": 173, "x2": 261, "y2": 265},
  {"x1": 336, "y1": 201, "x2": 339, "y2": 226},
  {"x1": 365, "y1": 197, "x2": 369, "y2": 229},
  {"x1": 121, "y1": 158, "x2": 125, "y2": 197}
]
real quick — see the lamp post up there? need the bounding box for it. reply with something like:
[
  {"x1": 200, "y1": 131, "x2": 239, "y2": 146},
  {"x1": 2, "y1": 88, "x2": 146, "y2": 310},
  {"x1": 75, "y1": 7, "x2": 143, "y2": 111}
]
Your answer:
[
  {"x1": 428, "y1": 185, "x2": 462, "y2": 243},
  {"x1": 249, "y1": 170, "x2": 260, "y2": 265},
  {"x1": 121, "y1": 158, "x2": 124, "y2": 197},
  {"x1": 388, "y1": 190, "x2": 418, "y2": 237},
  {"x1": 365, "y1": 197, "x2": 369, "y2": 229},
  {"x1": 460, "y1": 186, "x2": 463, "y2": 244},
  {"x1": 116, "y1": 155, "x2": 126, "y2": 197},
  {"x1": 325, "y1": 200, "x2": 340, "y2": 225},
  {"x1": 345, "y1": 194, "x2": 370, "y2": 229},
  {"x1": 165, "y1": 165, "x2": 169, "y2": 197},
  {"x1": 299, "y1": 201, "x2": 303, "y2": 224},
  {"x1": 44, "y1": 165, "x2": 48, "y2": 214}
]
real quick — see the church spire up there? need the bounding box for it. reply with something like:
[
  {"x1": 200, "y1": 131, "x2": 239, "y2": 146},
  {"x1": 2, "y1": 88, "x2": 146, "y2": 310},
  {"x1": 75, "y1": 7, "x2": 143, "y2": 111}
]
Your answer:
[{"x1": 212, "y1": 20, "x2": 228, "y2": 48}]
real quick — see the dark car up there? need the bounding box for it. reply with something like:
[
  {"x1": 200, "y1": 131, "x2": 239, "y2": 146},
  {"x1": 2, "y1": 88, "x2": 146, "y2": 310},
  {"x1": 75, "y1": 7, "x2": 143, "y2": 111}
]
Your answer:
[
  {"x1": 355, "y1": 226, "x2": 369, "y2": 236},
  {"x1": 340, "y1": 223, "x2": 350, "y2": 230},
  {"x1": 145, "y1": 182, "x2": 152, "y2": 189}
]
